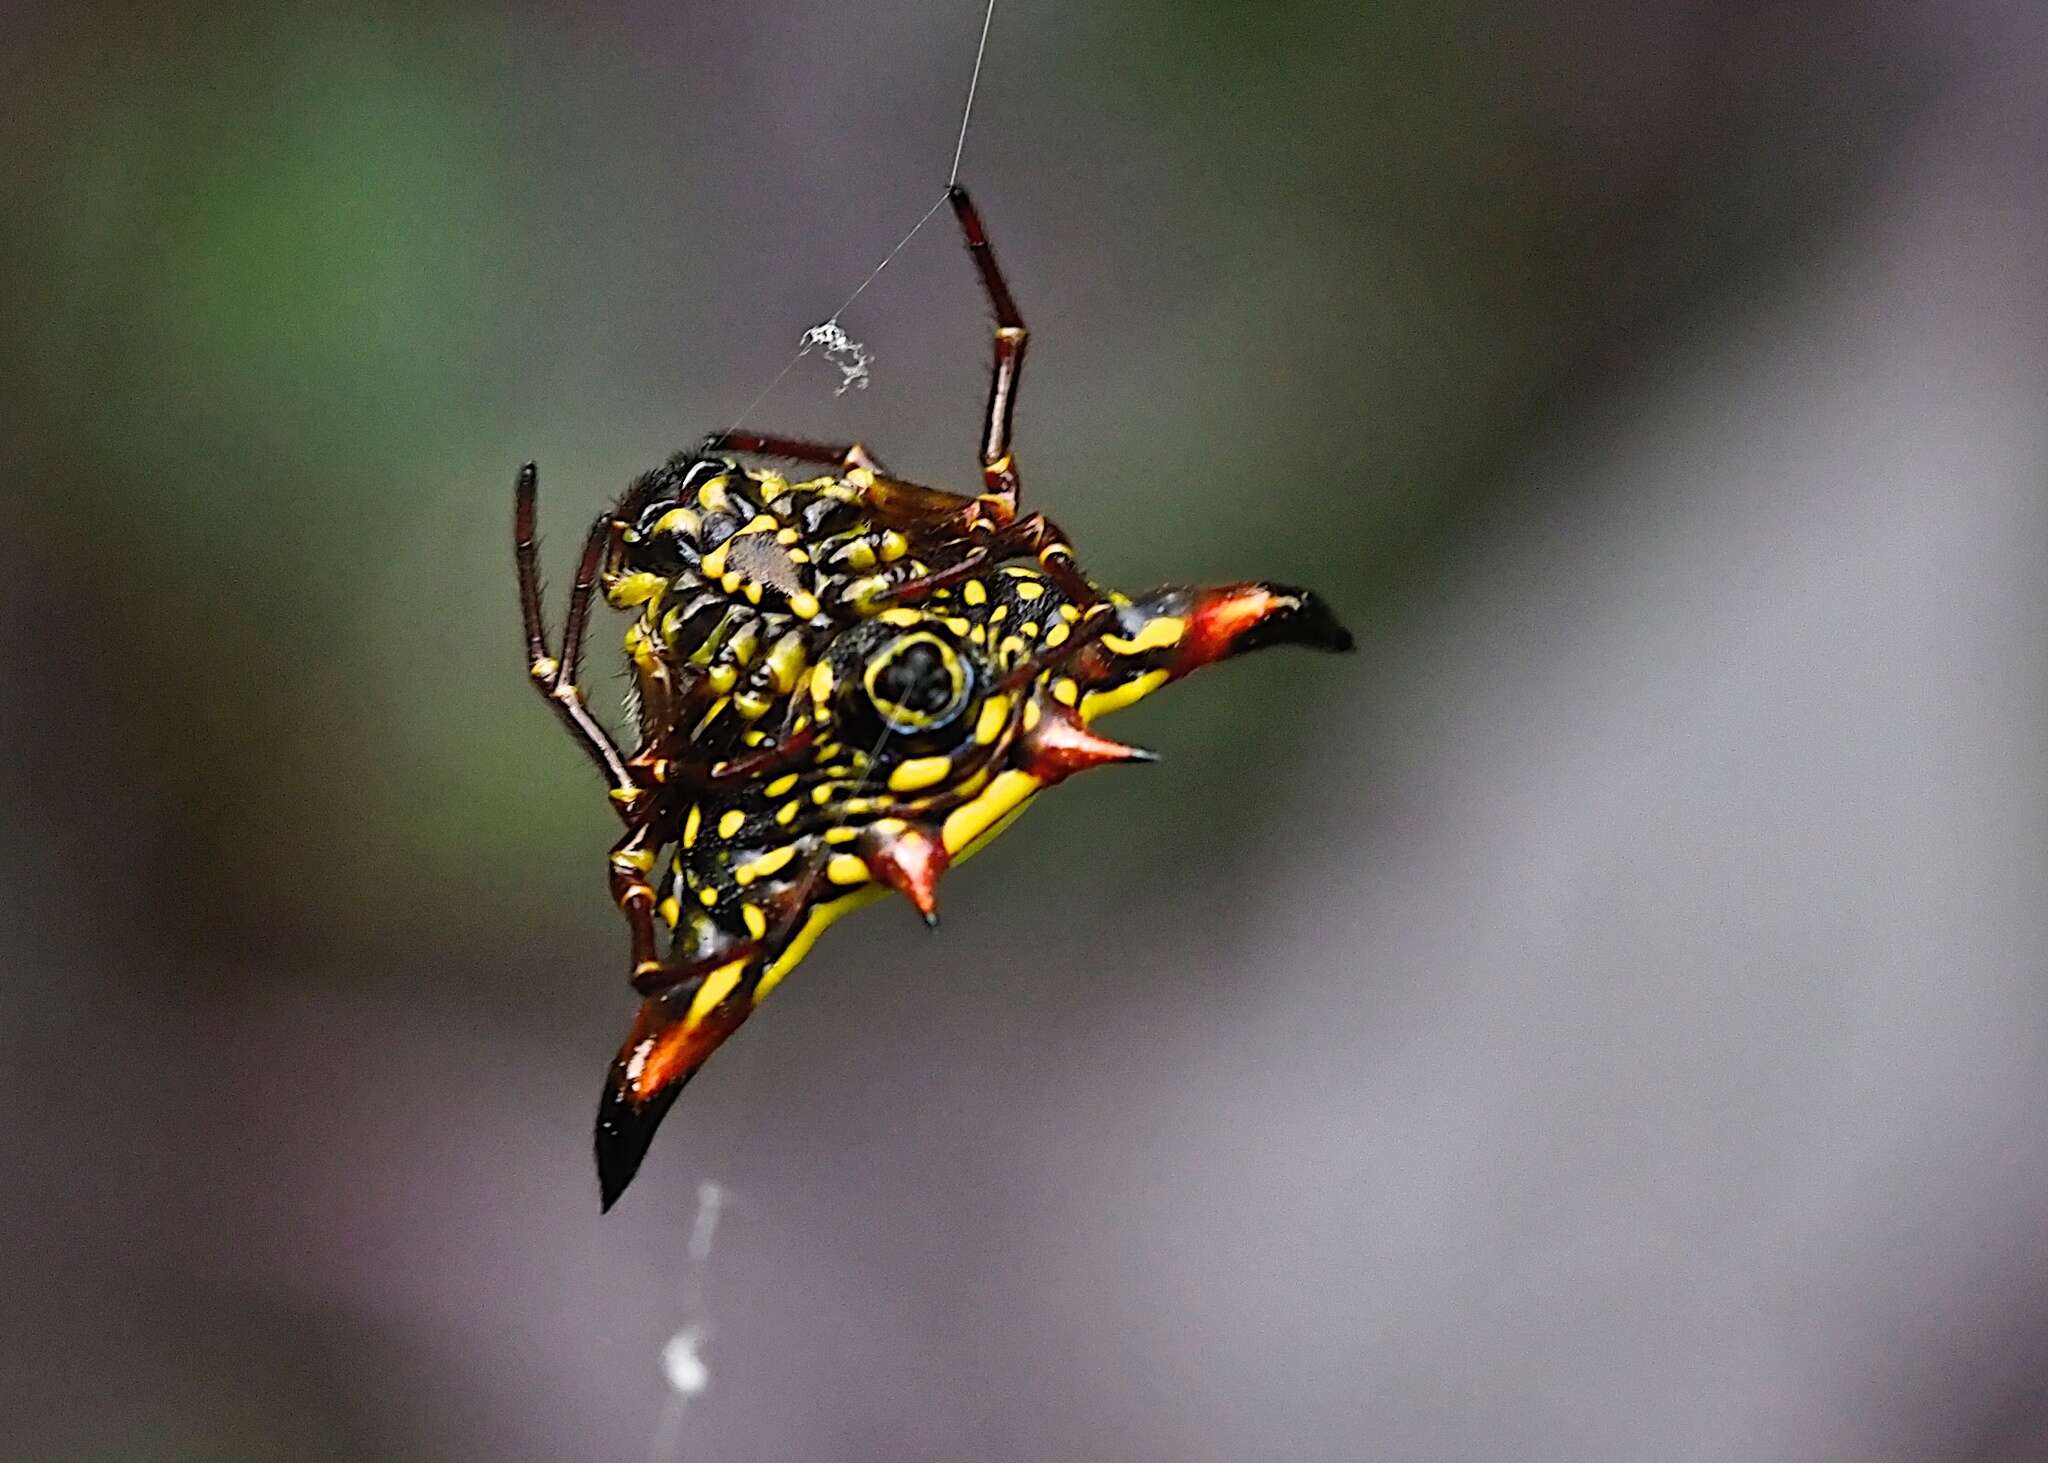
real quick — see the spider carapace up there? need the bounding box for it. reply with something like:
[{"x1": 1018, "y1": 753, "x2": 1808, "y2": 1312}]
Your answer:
[{"x1": 515, "y1": 188, "x2": 1354, "y2": 1208}]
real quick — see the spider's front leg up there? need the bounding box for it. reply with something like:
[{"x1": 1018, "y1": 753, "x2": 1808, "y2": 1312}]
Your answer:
[
  {"x1": 948, "y1": 185, "x2": 1027, "y2": 513},
  {"x1": 700, "y1": 430, "x2": 886, "y2": 476},
  {"x1": 513, "y1": 463, "x2": 646, "y2": 820},
  {"x1": 703, "y1": 429, "x2": 974, "y2": 524}
]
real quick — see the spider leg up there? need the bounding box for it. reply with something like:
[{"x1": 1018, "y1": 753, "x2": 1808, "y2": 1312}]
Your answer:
[
  {"x1": 607, "y1": 822, "x2": 671, "y2": 981},
  {"x1": 556, "y1": 502, "x2": 621, "y2": 696},
  {"x1": 701, "y1": 430, "x2": 886, "y2": 476},
  {"x1": 948, "y1": 186, "x2": 1027, "y2": 513},
  {"x1": 634, "y1": 723, "x2": 823, "y2": 794},
  {"x1": 705, "y1": 429, "x2": 979, "y2": 526},
  {"x1": 874, "y1": 511, "x2": 1095, "y2": 607},
  {"x1": 514, "y1": 463, "x2": 645, "y2": 819}
]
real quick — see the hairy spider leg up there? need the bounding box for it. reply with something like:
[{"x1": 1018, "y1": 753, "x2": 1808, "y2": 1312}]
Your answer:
[
  {"x1": 701, "y1": 429, "x2": 977, "y2": 528},
  {"x1": 699, "y1": 431, "x2": 887, "y2": 476},
  {"x1": 514, "y1": 463, "x2": 644, "y2": 817},
  {"x1": 947, "y1": 185, "x2": 1026, "y2": 513},
  {"x1": 557, "y1": 508, "x2": 620, "y2": 696}
]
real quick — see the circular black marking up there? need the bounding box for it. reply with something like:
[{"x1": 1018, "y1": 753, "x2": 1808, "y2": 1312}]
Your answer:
[{"x1": 862, "y1": 629, "x2": 973, "y2": 735}]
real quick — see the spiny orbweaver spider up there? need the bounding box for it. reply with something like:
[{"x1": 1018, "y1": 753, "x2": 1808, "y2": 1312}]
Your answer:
[{"x1": 515, "y1": 188, "x2": 1353, "y2": 1208}]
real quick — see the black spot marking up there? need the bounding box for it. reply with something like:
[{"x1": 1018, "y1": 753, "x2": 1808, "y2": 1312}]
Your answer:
[{"x1": 874, "y1": 639, "x2": 953, "y2": 717}]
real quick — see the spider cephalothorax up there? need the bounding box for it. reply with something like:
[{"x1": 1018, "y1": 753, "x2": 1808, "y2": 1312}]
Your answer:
[{"x1": 515, "y1": 188, "x2": 1353, "y2": 1208}]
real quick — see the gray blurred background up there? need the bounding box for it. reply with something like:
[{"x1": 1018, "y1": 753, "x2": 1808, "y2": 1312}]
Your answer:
[{"x1": 6, "y1": 2, "x2": 2047, "y2": 1459}]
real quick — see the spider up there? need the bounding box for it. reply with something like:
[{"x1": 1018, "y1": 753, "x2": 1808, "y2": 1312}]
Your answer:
[{"x1": 515, "y1": 187, "x2": 1354, "y2": 1209}]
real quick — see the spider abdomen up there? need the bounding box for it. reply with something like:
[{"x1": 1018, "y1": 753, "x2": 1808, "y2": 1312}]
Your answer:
[{"x1": 513, "y1": 185, "x2": 1353, "y2": 1210}]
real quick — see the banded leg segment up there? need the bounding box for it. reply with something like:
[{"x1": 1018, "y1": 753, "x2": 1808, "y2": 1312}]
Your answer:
[
  {"x1": 607, "y1": 823, "x2": 669, "y2": 982},
  {"x1": 514, "y1": 463, "x2": 644, "y2": 817},
  {"x1": 948, "y1": 186, "x2": 1027, "y2": 511}
]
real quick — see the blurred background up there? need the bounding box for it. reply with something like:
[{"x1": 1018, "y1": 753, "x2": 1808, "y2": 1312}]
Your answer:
[{"x1": 6, "y1": 1, "x2": 2046, "y2": 1459}]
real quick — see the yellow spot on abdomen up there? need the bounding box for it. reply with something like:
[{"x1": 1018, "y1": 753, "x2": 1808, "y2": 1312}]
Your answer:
[
  {"x1": 717, "y1": 809, "x2": 746, "y2": 839},
  {"x1": 941, "y1": 769, "x2": 1043, "y2": 857},
  {"x1": 827, "y1": 853, "x2": 870, "y2": 885},
  {"x1": 735, "y1": 844, "x2": 797, "y2": 885},
  {"x1": 974, "y1": 694, "x2": 1012, "y2": 745},
  {"x1": 1082, "y1": 668, "x2": 1171, "y2": 720},
  {"x1": 1102, "y1": 615, "x2": 1188, "y2": 656},
  {"x1": 888, "y1": 755, "x2": 952, "y2": 792},
  {"x1": 686, "y1": 957, "x2": 749, "y2": 1028}
]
